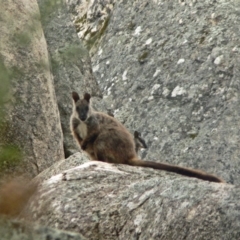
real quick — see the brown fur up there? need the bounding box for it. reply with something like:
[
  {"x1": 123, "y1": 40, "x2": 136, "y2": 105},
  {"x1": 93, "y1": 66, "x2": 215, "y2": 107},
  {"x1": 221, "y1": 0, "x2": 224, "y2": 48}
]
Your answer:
[
  {"x1": 0, "y1": 177, "x2": 37, "y2": 217},
  {"x1": 106, "y1": 110, "x2": 147, "y2": 153},
  {"x1": 70, "y1": 92, "x2": 224, "y2": 183}
]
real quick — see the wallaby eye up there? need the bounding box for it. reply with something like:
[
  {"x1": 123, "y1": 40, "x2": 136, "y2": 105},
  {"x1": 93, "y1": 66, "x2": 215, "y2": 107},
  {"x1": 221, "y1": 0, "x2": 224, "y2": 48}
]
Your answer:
[{"x1": 76, "y1": 106, "x2": 88, "y2": 113}]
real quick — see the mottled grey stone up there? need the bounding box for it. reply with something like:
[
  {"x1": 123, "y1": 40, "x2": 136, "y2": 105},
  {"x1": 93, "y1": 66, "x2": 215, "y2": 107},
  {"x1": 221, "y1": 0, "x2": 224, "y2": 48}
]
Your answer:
[
  {"x1": 0, "y1": 217, "x2": 86, "y2": 240},
  {"x1": 35, "y1": 152, "x2": 89, "y2": 181},
  {"x1": 0, "y1": 0, "x2": 64, "y2": 177},
  {"x1": 89, "y1": 0, "x2": 240, "y2": 184},
  {"x1": 23, "y1": 154, "x2": 240, "y2": 240},
  {"x1": 67, "y1": 0, "x2": 116, "y2": 55},
  {"x1": 37, "y1": 0, "x2": 102, "y2": 157}
]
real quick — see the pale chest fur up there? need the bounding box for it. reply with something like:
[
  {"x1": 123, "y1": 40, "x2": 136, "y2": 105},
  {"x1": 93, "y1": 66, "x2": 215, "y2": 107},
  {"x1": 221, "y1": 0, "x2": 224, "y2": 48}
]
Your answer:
[{"x1": 77, "y1": 121, "x2": 88, "y2": 139}]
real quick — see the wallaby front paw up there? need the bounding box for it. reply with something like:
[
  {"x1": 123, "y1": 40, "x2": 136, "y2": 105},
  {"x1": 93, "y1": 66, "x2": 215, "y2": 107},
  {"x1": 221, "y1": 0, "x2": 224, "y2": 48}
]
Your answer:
[{"x1": 81, "y1": 142, "x2": 87, "y2": 150}]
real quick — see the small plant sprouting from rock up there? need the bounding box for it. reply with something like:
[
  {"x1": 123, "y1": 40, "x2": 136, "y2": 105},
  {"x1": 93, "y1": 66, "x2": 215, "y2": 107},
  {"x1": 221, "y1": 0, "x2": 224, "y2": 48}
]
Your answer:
[
  {"x1": 138, "y1": 50, "x2": 149, "y2": 64},
  {"x1": 127, "y1": 21, "x2": 136, "y2": 31}
]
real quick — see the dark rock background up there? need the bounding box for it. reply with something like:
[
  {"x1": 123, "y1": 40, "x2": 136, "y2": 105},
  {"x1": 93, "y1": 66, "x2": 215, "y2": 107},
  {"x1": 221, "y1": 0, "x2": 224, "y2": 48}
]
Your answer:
[{"x1": 37, "y1": 0, "x2": 102, "y2": 157}]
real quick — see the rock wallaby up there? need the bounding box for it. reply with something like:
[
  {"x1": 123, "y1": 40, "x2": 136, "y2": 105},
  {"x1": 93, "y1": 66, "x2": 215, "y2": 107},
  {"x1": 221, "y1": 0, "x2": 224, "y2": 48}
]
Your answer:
[{"x1": 70, "y1": 92, "x2": 224, "y2": 183}]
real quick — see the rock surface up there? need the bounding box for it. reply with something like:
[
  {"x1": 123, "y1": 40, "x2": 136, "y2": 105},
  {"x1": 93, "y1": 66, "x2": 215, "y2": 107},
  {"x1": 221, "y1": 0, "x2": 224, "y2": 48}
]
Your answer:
[
  {"x1": 23, "y1": 153, "x2": 240, "y2": 240},
  {"x1": 67, "y1": 0, "x2": 115, "y2": 55},
  {"x1": 2, "y1": 0, "x2": 240, "y2": 239},
  {"x1": 86, "y1": 0, "x2": 240, "y2": 184},
  {"x1": 37, "y1": 0, "x2": 102, "y2": 157},
  {"x1": 0, "y1": 217, "x2": 86, "y2": 240},
  {"x1": 0, "y1": 0, "x2": 64, "y2": 177}
]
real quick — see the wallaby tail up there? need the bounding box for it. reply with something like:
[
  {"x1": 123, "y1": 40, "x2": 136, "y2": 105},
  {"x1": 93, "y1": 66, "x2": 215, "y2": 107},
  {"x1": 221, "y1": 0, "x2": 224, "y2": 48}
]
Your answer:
[{"x1": 128, "y1": 158, "x2": 225, "y2": 183}]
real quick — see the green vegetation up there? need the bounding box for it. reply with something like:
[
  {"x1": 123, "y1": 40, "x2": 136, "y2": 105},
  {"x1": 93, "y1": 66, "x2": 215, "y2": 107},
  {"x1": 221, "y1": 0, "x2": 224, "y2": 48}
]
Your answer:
[
  {"x1": 85, "y1": 16, "x2": 111, "y2": 52},
  {"x1": 0, "y1": 145, "x2": 22, "y2": 171},
  {"x1": 0, "y1": 57, "x2": 22, "y2": 172},
  {"x1": 138, "y1": 50, "x2": 149, "y2": 64},
  {"x1": 38, "y1": 0, "x2": 64, "y2": 26},
  {"x1": 60, "y1": 44, "x2": 88, "y2": 63}
]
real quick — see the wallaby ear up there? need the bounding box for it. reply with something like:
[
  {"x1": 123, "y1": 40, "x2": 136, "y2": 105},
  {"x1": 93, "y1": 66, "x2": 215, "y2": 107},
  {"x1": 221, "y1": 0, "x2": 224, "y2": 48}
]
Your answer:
[
  {"x1": 72, "y1": 91, "x2": 80, "y2": 103},
  {"x1": 84, "y1": 93, "x2": 91, "y2": 103}
]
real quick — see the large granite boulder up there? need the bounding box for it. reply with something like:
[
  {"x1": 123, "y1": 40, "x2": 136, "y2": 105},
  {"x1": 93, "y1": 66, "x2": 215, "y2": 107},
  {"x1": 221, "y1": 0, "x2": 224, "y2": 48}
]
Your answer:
[
  {"x1": 0, "y1": 217, "x2": 86, "y2": 240},
  {"x1": 22, "y1": 153, "x2": 240, "y2": 240},
  {"x1": 0, "y1": 0, "x2": 64, "y2": 177}
]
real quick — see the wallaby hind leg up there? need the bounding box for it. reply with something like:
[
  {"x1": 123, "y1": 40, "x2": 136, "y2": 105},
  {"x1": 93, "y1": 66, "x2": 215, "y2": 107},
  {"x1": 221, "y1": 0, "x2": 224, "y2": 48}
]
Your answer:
[{"x1": 92, "y1": 134, "x2": 122, "y2": 163}]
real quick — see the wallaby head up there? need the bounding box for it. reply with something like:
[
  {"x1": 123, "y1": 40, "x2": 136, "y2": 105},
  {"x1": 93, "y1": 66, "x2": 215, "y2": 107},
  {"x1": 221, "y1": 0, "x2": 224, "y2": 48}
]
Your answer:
[{"x1": 72, "y1": 92, "x2": 92, "y2": 122}]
